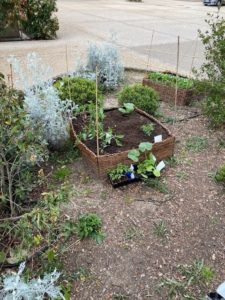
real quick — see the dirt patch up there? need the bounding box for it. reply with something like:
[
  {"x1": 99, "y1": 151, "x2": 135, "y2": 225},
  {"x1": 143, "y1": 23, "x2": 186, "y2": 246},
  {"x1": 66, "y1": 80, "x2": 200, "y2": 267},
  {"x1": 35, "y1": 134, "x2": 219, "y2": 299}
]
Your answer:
[
  {"x1": 61, "y1": 70, "x2": 225, "y2": 300},
  {"x1": 72, "y1": 109, "x2": 168, "y2": 155}
]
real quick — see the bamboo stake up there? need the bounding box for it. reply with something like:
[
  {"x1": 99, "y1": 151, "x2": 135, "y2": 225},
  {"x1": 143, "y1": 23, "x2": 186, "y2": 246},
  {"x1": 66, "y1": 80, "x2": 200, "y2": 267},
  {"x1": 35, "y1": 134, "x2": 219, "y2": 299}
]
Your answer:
[
  {"x1": 173, "y1": 36, "x2": 180, "y2": 125},
  {"x1": 189, "y1": 36, "x2": 198, "y2": 77},
  {"x1": 65, "y1": 44, "x2": 72, "y2": 101},
  {"x1": 10, "y1": 63, "x2": 14, "y2": 89},
  {"x1": 146, "y1": 30, "x2": 155, "y2": 73},
  {"x1": 95, "y1": 66, "x2": 100, "y2": 158}
]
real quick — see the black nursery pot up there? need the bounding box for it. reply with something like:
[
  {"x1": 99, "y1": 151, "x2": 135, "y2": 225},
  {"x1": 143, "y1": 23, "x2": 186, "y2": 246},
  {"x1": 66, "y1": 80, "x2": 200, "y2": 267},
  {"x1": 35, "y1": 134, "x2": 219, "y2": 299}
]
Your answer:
[{"x1": 109, "y1": 175, "x2": 141, "y2": 188}]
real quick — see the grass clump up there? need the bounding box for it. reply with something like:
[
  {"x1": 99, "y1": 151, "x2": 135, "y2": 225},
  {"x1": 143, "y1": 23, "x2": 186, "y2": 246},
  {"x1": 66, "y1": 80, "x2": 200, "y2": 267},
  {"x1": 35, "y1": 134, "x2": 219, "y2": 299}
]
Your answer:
[
  {"x1": 185, "y1": 136, "x2": 208, "y2": 152},
  {"x1": 118, "y1": 84, "x2": 159, "y2": 116},
  {"x1": 148, "y1": 72, "x2": 194, "y2": 89}
]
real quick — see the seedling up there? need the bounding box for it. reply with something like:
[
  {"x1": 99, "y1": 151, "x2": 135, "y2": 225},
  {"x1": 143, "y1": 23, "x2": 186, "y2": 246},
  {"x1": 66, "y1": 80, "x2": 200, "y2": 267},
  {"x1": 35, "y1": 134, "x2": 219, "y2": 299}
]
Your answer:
[
  {"x1": 108, "y1": 164, "x2": 130, "y2": 181},
  {"x1": 144, "y1": 178, "x2": 169, "y2": 194},
  {"x1": 118, "y1": 102, "x2": 135, "y2": 115},
  {"x1": 128, "y1": 142, "x2": 160, "y2": 178},
  {"x1": 141, "y1": 123, "x2": 154, "y2": 136},
  {"x1": 176, "y1": 171, "x2": 188, "y2": 180}
]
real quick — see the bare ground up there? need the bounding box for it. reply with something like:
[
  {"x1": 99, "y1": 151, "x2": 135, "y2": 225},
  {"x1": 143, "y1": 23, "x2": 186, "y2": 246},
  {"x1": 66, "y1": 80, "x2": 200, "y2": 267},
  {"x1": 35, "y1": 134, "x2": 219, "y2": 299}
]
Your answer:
[{"x1": 61, "y1": 71, "x2": 225, "y2": 300}]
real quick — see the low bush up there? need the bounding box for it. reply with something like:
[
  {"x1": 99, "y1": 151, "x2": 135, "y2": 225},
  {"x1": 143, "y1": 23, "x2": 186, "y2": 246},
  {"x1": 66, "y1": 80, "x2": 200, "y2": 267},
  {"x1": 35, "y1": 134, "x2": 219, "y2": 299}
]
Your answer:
[
  {"x1": 54, "y1": 76, "x2": 101, "y2": 106},
  {"x1": 118, "y1": 84, "x2": 159, "y2": 116},
  {"x1": 0, "y1": 85, "x2": 48, "y2": 216},
  {"x1": 195, "y1": 14, "x2": 225, "y2": 127},
  {"x1": 21, "y1": 0, "x2": 59, "y2": 39},
  {"x1": 0, "y1": 0, "x2": 59, "y2": 39},
  {"x1": 148, "y1": 72, "x2": 194, "y2": 89}
]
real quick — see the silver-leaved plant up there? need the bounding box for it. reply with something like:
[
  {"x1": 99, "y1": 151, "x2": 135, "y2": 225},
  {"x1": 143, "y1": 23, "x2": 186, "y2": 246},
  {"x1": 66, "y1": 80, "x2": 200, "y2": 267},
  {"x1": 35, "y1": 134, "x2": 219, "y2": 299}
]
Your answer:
[{"x1": 0, "y1": 262, "x2": 65, "y2": 300}]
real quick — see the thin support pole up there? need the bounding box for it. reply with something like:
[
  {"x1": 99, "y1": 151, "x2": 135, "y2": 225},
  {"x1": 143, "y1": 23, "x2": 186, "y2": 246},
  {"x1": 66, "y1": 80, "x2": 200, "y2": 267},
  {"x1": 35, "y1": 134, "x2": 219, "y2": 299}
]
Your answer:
[
  {"x1": 173, "y1": 36, "x2": 180, "y2": 125},
  {"x1": 10, "y1": 64, "x2": 14, "y2": 89},
  {"x1": 65, "y1": 44, "x2": 72, "y2": 101},
  {"x1": 95, "y1": 66, "x2": 100, "y2": 158},
  {"x1": 189, "y1": 37, "x2": 198, "y2": 77},
  {"x1": 146, "y1": 30, "x2": 155, "y2": 73}
]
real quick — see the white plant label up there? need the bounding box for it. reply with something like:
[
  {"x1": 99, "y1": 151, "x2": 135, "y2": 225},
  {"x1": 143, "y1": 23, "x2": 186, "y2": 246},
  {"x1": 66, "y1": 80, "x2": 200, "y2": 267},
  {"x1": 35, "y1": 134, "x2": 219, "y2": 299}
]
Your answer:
[
  {"x1": 156, "y1": 161, "x2": 165, "y2": 171},
  {"x1": 154, "y1": 135, "x2": 162, "y2": 143}
]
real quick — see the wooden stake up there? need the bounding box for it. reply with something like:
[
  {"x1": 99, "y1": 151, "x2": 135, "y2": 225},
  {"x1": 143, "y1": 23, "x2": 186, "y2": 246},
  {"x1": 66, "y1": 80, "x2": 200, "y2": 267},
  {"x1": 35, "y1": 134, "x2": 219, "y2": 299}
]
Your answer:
[
  {"x1": 146, "y1": 30, "x2": 155, "y2": 73},
  {"x1": 65, "y1": 44, "x2": 72, "y2": 101},
  {"x1": 95, "y1": 66, "x2": 100, "y2": 157},
  {"x1": 174, "y1": 36, "x2": 180, "y2": 125},
  {"x1": 10, "y1": 64, "x2": 14, "y2": 89}
]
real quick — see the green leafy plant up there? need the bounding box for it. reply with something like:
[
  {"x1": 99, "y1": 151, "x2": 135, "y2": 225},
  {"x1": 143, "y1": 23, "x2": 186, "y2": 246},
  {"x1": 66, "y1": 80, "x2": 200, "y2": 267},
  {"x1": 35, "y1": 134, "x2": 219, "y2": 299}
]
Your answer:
[
  {"x1": 53, "y1": 166, "x2": 71, "y2": 181},
  {"x1": 62, "y1": 219, "x2": 77, "y2": 240},
  {"x1": 75, "y1": 213, "x2": 105, "y2": 244},
  {"x1": 186, "y1": 136, "x2": 208, "y2": 152},
  {"x1": 148, "y1": 72, "x2": 194, "y2": 89},
  {"x1": 99, "y1": 127, "x2": 123, "y2": 152},
  {"x1": 128, "y1": 142, "x2": 160, "y2": 178},
  {"x1": 118, "y1": 84, "x2": 159, "y2": 116},
  {"x1": 195, "y1": 14, "x2": 225, "y2": 127},
  {"x1": 144, "y1": 177, "x2": 169, "y2": 194},
  {"x1": 215, "y1": 163, "x2": 225, "y2": 183},
  {"x1": 141, "y1": 123, "x2": 154, "y2": 136},
  {"x1": 54, "y1": 77, "x2": 102, "y2": 107},
  {"x1": 118, "y1": 103, "x2": 135, "y2": 115},
  {"x1": 108, "y1": 163, "x2": 130, "y2": 181}
]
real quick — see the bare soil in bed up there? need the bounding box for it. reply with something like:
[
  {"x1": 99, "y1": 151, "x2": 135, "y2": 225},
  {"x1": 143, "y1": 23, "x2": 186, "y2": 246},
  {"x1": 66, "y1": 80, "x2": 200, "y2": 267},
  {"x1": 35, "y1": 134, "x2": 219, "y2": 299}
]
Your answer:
[{"x1": 72, "y1": 109, "x2": 169, "y2": 155}]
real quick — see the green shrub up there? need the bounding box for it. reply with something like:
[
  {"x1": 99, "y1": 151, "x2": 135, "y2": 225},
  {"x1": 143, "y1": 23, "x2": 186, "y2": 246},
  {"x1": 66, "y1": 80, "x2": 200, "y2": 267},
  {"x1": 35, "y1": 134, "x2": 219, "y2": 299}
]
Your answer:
[
  {"x1": 21, "y1": 0, "x2": 59, "y2": 39},
  {"x1": 215, "y1": 164, "x2": 225, "y2": 183},
  {"x1": 148, "y1": 72, "x2": 194, "y2": 89},
  {"x1": 119, "y1": 84, "x2": 159, "y2": 116},
  {"x1": 54, "y1": 77, "x2": 101, "y2": 106},
  {"x1": 75, "y1": 213, "x2": 105, "y2": 244},
  {"x1": 118, "y1": 84, "x2": 159, "y2": 116},
  {"x1": 0, "y1": 86, "x2": 48, "y2": 216},
  {"x1": 195, "y1": 14, "x2": 225, "y2": 127}
]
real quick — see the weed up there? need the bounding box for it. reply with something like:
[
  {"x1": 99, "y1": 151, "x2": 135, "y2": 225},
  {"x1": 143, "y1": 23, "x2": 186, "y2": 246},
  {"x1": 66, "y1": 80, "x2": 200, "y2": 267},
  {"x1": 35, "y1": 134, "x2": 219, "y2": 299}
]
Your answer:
[
  {"x1": 153, "y1": 220, "x2": 168, "y2": 239},
  {"x1": 141, "y1": 123, "x2": 155, "y2": 136},
  {"x1": 113, "y1": 293, "x2": 129, "y2": 300},
  {"x1": 162, "y1": 116, "x2": 175, "y2": 124},
  {"x1": 76, "y1": 213, "x2": 105, "y2": 244},
  {"x1": 176, "y1": 171, "x2": 188, "y2": 180},
  {"x1": 144, "y1": 178, "x2": 169, "y2": 194},
  {"x1": 215, "y1": 164, "x2": 225, "y2": 183},
  {"x1": 158, "y1": 260, "x2": 214, "y2": 299},
  {"x1": 165, "y1": 156, "x2": 178, "y2": 168},
  {"x1": 218, "y1": 138, "x2": 225, "y2": 148},
  {"x1": 53, "y1": 166, "x2": 71, "y2": 180},
  {"x1": 124, "y1": 227, "x2": 138, "y2": 241},
  {"x1": 186, "y1": 136, "x2": 208, "y2": 152},
  {"x1": 62, "y1": 220, "x2": 77, "y2": 240},
  {"x1": 71, "y1": 267, "x2": 91, "y2": 281}
]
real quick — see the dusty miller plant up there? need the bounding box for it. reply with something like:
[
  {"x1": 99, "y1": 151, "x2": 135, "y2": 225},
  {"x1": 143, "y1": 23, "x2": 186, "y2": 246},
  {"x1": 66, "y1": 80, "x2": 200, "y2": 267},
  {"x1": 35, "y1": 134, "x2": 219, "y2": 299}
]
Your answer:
[
  {"x1": 86, "y1": 41, "x2": 124, "y2": 90},
  {"x1": 195, "y1": 13, "x2": 225, "y2": 127},
  {"x1": 0, "y1": 262, "x2": 65, "y2": 300},
  {"x1": 8, "y1": 53, "x2": 75, "y2": 149}
]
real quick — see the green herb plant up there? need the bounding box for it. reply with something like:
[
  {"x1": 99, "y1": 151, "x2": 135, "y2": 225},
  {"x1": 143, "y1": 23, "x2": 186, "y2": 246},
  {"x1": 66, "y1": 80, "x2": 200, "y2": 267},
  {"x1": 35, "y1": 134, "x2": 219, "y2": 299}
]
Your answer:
[
  {"x1": 215, "y1": 163, "x2": 225, "y2": 183},
  {"x1": 75, "y1": 213, "x2": 105, "y2": 244},
  {"x1": 128, "y1": 142, "x2": 160, "y2": 178},
  {"x1": 141, "y1": 123, "x2": 154, "y2": 136},
  {"x1": 148, "y1": 72, "x2": 194, "y2": 89},
  {"x1": 118, "y1": 103, "x2": 135, "y2": 115},
  {"x1": 108, "y1": 163, "x2": 130, "y2": 181}
]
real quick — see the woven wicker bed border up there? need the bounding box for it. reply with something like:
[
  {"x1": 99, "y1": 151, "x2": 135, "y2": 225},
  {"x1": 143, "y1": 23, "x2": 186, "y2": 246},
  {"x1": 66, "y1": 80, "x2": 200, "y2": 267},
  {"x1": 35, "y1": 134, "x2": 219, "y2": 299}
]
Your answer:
[
  {"x1": 142, "y1": 78, "x2": 197, "y2": 106},
  {"x1": 70, "y1": 108, "x2": 175, "y2": 177}
]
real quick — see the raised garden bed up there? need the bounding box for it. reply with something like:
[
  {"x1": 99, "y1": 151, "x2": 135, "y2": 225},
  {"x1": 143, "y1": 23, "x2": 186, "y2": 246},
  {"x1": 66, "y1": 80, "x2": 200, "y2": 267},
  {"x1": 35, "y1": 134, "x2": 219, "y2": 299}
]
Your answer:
[
  {"x1": 142, "y1": 71, "x2": 199, "y2": 106},
  {"x1": 70, "y1": 108, "x2": 175, "y2": 178}
]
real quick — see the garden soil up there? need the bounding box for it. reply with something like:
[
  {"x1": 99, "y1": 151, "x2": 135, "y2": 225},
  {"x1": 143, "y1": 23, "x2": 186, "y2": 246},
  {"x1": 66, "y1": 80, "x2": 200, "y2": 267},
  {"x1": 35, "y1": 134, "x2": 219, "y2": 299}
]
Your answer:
[{"x1": 61, "y1": 71, "x2": 225, "y2": 300}]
